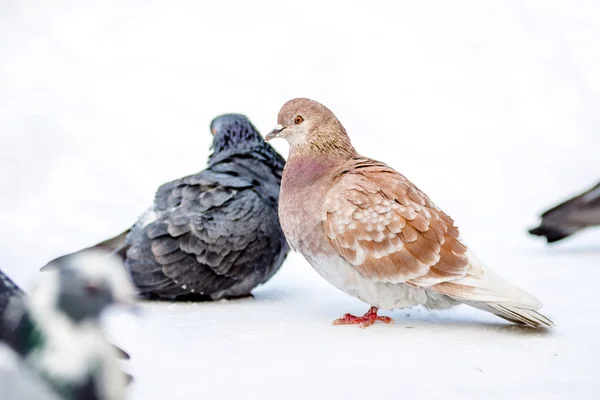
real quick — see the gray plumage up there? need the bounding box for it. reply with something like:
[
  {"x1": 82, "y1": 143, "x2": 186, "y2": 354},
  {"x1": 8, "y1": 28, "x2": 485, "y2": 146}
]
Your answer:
[
  {"x1": 0, "y1": 269, "x2": 25, "y2": 344},
  {"x1": 529, "y1": 181, "x2": 600, "y2": 243},
  {"x1": 48, "y1": 114, "x2": 289, "y2": 300},
  {"x1": 0, "y1": 268, "x2": 23, "y2": 326}
]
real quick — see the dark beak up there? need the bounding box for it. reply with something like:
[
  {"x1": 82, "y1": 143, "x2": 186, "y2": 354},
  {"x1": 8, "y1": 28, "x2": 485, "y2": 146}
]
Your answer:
[{"x1": 265, "y1": 124, "x2": 284, "y2": 141}]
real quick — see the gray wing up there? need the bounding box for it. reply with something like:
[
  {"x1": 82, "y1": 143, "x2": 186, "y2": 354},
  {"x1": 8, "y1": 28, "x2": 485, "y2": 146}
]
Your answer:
[
  {"x1": 529, "y1": 181, "x2": 600, "y2": 243},
  {"x1": 41, "y1": 230, "x2": 131, "y2": 270},
  {"x1": 0, "y1": 344, "x2": 62, "y2": 400},
  {"x1": 0, "y1": 269, "x2": 24, "y2": 341},
  {"x1": 125, "y1": 169, "x2": 288, "y2": 299},
  {"x1": 0, "y1": 269, "x2": 22, "y2": 319}
]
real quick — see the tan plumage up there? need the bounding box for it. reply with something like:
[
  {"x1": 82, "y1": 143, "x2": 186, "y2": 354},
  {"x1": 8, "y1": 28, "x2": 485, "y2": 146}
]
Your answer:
[
  {"x1": 323, "y1": 159, "x2": 468, "y2": 286},
  {"x1": 267, "y1": 98, "x2": 553, "y2": 328}
]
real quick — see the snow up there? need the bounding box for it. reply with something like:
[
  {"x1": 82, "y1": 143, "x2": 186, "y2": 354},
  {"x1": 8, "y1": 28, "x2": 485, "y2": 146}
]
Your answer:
[{"x1": 1, "y1": 1, "x2": 600, "y2": 399}]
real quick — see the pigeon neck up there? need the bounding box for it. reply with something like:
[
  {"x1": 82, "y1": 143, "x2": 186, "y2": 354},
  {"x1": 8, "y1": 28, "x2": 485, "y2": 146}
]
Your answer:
[
  {"x1": 208, "y1": 141, "x2": 263, "y2": 166},
  {"x1": 291, "y1": 128, "x2": 358, "y2": 161},
  {"x1": 25, "y1": 305, "x2": 108, "y2": 396},
  {"x1": 282, "y1": 152, "x2": 345, "y2": 193},
  {"x1": 13, "y1": 311, "x2": 46, "y2": 357},
  {"x1": 209, "y1": 127, "x2": 263, "y2": 160}
]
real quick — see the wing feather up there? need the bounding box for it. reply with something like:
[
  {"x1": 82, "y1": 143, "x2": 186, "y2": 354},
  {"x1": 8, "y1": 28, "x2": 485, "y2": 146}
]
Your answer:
[
  {"x1": 126, "y1": 167, "x2": 286, "y2": 299},
  {"x1": 323, "y1": 159, "x2": 469, "y2": 286}
]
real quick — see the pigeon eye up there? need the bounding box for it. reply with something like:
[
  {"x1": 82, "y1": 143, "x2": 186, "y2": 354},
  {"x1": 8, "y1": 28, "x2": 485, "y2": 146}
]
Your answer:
[
  {"x1": 85, "y1": 282, "x2": 102, "y2": 296},
  {"x1": 294, "y1": 116, "x2": 303, "y2": 124}
]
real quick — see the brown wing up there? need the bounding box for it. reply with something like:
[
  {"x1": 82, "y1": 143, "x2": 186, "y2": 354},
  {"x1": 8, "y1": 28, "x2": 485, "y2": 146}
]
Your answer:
[{"x1": 323, "y1": 158, "x2": 469, "y2": 287}]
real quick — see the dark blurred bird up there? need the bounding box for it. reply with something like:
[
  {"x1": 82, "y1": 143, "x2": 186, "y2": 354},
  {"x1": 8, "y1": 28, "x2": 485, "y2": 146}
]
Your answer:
[
  {"x1": 529, "y1": 181, "x2": 600, "y2": 243},
  {"x1": 1, "y1": 268, "x2": 130, "y2": 360},
  {"x1": 47, "y1": 114, "x2": 288, "y2": 300},
  {"x1": 0, "y1": 268, "x2": 23, "y2": 320},
  {"x1": 0, "y1": 268, "x2": 24, "y2": 340},
  {"x1": 2, "y1": 251, "x2": 135, "y2": 400}
]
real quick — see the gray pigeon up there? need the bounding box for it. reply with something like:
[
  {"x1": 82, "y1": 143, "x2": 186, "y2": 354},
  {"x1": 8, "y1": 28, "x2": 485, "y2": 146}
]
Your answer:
[
  {"x1": 2, "y1": 251, "x2": 135, "y2": 400},
  {"x1": 529, "y1": 181, "x2": 600, "y2": 243},
  {"x1": 0, "y1": 268, "x2": 23, "y2": 320},
  {"x1": 0, "y1": 268, "x2": 24, "y2": 341},
  {"x1": 48, "y1": 114, "x2": 289, "y2": 300}
]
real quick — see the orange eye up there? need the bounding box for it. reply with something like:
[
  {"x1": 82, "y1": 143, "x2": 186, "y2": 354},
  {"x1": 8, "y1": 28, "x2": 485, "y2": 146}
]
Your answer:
[{"x1": 294, "y1": 115, "x2": 303, "y2": 124}]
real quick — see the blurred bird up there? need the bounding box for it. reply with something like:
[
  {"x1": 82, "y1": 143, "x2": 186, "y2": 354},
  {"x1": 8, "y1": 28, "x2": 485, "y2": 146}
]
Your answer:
[
  {"x1": 266, "y1": 98, "x2": 553, "y2": 328},
  {"x1": 47, "y1": 114, "x2": 288, "y2": 300},
  {"x1": 1, "y1": 251, "x2": 135, "y2": 400},
  {"x1": 1, "y1": 268, "x2": 130, "y2": 359},
  {"x1": 529, "y1": 181, "x2": 600, "y2": 243},
  {"x1": 0, "y1": 268, "x2": 23, "y2": 335}
]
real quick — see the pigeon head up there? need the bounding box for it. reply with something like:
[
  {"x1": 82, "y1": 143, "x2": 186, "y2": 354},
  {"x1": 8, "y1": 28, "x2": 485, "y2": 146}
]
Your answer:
[
  {"x1": 265, "y1": 98, "x2": 356, "y2": 158},
  {"x1": 209, "y1": 114, "x2": 263, "y2": 157},
  {"x1": 37, "y1": 251, "x2": 136, "y2": 323}
]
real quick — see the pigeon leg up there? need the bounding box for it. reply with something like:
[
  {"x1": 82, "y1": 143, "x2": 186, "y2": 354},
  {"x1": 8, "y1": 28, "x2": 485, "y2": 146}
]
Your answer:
[{"x1": 332, "y1": 306, "x2": 394, "y2": 328}]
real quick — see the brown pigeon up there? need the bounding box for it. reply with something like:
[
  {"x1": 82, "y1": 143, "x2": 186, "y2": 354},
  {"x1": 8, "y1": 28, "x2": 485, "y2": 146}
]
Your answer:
[{"x1": 266, "y1": 98, "x2": 553, "y2": 328}]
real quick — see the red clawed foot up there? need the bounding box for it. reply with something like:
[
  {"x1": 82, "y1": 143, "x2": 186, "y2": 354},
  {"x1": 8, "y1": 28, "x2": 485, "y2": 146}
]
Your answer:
[{"x1": 332, "y1": 306, "x2": 394, "y2": 328}]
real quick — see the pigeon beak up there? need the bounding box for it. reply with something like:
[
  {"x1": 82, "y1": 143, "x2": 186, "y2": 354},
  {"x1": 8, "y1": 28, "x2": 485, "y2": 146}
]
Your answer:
[{"x1": 265, "y1": 124, "x2": 284, "y2": 141}]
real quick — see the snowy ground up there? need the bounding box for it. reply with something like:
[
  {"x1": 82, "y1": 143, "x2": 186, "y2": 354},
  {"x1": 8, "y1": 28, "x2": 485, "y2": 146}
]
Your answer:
[{"x1": 1, "y1": 1, "x2": 600, "y2": 399}]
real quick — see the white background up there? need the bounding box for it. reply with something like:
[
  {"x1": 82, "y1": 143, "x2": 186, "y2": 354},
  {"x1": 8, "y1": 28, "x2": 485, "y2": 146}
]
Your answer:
[{"x1": 1, "y1": 1, "x2": 599, "y2": 399}]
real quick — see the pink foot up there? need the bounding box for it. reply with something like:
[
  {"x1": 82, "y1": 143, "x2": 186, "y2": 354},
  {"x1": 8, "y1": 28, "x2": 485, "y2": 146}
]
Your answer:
[{"x1": 332, "y1": 306, "x2": 394, "y2": 328}]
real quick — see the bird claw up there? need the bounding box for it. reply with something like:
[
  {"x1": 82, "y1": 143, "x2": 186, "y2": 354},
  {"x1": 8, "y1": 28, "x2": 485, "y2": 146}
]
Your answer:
[{"x1": 332, "y1": 307, "x2": 394, "y2": 328}]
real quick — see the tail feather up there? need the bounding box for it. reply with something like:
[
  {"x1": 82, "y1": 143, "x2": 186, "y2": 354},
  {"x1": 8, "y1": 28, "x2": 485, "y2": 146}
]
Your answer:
[
  {"x1": 463, "y1": 301, "x2": 554, "y2": 328},
  {"x1": 42, "y1": 230, "x2": 130, "y2": 270},
  {"x1": 432, "y1": 250, "x2": 553, "y2": 328},
  {"x1": 91, "y1": 230, "x2": 131, "y2": 259},
  {"x1": 529, "y1": 181, "x2": 600, "y2": 243},
  {"x1": 528, "y1": 226, "x2": 573, "y2": 243}
]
